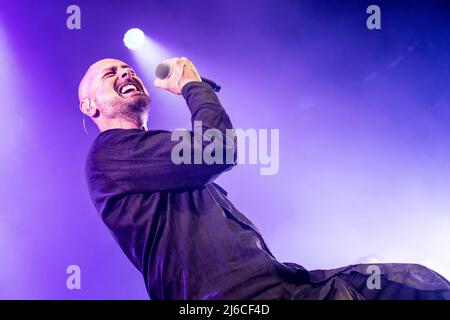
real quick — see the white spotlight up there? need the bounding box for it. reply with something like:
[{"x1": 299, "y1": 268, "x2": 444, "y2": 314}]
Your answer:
[{"x1": 123, "y1": 28, "x2": 145, "y2": 50}]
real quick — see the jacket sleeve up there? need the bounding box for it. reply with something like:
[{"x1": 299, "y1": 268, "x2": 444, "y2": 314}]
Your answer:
[{"x1": 86, "y1": 81, "x2": 237, "y2": 195}]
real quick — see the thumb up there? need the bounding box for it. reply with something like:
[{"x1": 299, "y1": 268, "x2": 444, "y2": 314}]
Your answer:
[{"x1": 154, "y1": 78, "x2": 167, "y2": 89}]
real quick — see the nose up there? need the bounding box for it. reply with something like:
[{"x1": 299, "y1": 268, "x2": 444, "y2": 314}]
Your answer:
[{"x1": 120, "y1": 68, "x2": 131, "y2": 79}]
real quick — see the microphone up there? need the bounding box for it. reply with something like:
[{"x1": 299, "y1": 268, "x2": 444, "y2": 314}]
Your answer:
[{"x1": 155, "y1": 63, "x2": 221, "y2": 92}]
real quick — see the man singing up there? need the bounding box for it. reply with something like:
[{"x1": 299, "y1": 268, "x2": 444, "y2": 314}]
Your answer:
[{"x1": 80, "y1": 57, "x2": 450, "y2": 299}]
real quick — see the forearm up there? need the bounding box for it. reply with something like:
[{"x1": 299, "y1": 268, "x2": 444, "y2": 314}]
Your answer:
[
  {"x1": 182, "y1": 81, "x2": 233, "y2": 133},
  {"x1": 181, "y1": 80, "x2": 237, "y2": 166}
]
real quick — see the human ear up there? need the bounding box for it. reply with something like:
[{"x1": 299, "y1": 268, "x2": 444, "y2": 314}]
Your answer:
[{"x1": 80, "y1": 99, "x2": 97, "y2": 117}]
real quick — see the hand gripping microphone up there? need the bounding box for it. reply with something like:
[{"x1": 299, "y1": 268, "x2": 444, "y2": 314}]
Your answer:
[{"x1": 155, "y1": 63, "x2": 221, "y2": 92}]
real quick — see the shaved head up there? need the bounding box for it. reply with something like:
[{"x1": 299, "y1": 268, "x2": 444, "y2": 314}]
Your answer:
[
  {"x1": 79, "y1": 58, "x2": 114, "y2": 101},
  {"x1": 78, "y1": 58, "x2": 150, "y2": 130}
]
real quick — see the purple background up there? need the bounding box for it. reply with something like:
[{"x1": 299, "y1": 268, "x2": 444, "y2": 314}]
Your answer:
[{"x1": 0, "y1": 0, "x2": 449, "y2": 299}]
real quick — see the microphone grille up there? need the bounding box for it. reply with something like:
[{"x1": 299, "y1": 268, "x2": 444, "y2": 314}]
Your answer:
[{"x1": 155, "y1": 63, "x2": 171, "y2": 79}]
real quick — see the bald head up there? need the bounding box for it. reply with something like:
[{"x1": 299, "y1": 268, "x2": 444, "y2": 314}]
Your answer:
[
  {"x1": 79, "y1": 58, "x2": 127, "y2": 102},
  {"x1": 78, "y1": 58, "x2": 150, "y2": 131}
]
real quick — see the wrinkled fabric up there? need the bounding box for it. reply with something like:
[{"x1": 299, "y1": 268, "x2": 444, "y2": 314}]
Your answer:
[
  {"x1": 282, "y1": 263, "x2": 450, "y2": 300},
  {"x1": 85, "y1": 81, "x2": 450, "y2": 300}
]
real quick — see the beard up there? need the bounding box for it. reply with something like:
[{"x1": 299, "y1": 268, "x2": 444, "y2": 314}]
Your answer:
[{"x1": 99, "y1": 94, "x2": 151, "y2": 128}]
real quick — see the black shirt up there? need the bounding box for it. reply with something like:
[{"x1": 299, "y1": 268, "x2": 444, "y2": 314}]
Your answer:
[{"x1": 85, "y1": 81, "x2": 310, "y2": 299}]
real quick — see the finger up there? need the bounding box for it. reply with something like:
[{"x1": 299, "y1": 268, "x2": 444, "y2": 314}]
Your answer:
[
  {"x1": 173, "y1": 62, "x2": 185, "y2": 88},
  {"x1": 180, "y1": 57, "x2": 195, "y2": 71},
  {"x1": 162, "y1": 57, "x2": 179, "y2": 65},
  {"x1": 154, "y1": 78, "x2": 168, "y2": 89},
  {"x1": 165, "y1": 57, "x2": 180, "y2": 71}
]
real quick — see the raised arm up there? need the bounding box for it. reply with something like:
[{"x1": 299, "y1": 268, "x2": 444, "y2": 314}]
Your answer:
[{"x1": 86, "y1": 59, "x2": 237, "y2": 196}]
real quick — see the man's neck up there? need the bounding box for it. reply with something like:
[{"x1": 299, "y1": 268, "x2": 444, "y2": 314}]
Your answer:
[{"x1": 98, "y1": 118, "x2": 147, "y2": 132}]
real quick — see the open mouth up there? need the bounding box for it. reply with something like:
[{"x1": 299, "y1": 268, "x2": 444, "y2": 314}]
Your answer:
[{"x1": 117, "y1": 82, "x2": 143, "y2": 96}]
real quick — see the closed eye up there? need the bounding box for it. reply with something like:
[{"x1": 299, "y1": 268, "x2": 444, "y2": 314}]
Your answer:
[{"x1": 103, "y1": 71, "x2": 115, "y2": 78}]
